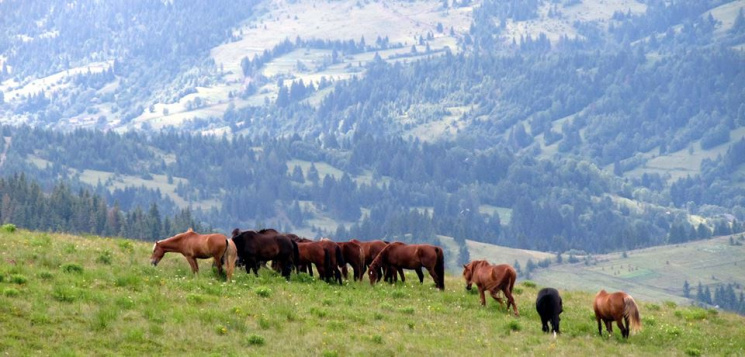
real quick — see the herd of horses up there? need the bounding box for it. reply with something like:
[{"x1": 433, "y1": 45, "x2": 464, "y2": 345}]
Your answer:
[{"x1": 150, "y1": 229, "x2": 642, "y2": 339}]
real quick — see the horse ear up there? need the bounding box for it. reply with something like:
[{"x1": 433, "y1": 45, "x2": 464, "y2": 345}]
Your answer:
[
  {"x1": 463, "y1": 264, "x2": 467, "y2": 269},
  {"x1": 187, "y1": 227, "x2": 193, "y2": 232}
]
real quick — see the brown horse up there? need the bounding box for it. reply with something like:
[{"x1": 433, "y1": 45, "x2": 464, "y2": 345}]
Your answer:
[
  {"x1": 320, "y1": 239, "x2": 345, "y2": 284},
  {"x1": 368, "y1": 242, "x2": 445, "y2": 290},
  {"x1": 351, "y1": 239, "x2": 404, "y2": 282},
  {"x1": 593, "y1": 290, "x2": 642, "y2": 338},
  {"x1": 296, "y1": 241, "x2": 330, "y2": 278},
  {"x1": 150, "y1": 228, "x2": 237, "y2": 281},
  {"x1": 462, "y1": 260, "x2": 519, "y2": 316},
  {"x1": 338, "y1": 241, "x2": 364, "y2": 281}
]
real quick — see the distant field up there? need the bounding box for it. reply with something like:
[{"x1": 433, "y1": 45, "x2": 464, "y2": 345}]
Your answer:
[{"x1": 530, "y1": 235, "x2": 745, "y2": 304}]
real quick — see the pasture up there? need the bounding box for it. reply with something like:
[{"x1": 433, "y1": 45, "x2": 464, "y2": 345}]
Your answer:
[{"x1": 1, "y1": 229, "x2": 744, "y2": 356}]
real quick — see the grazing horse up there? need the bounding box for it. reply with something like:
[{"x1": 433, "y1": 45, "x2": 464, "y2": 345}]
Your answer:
[
  {"x1": 338, "y1": 241, "x2": 364, "y2": 281},
  {"x1": 536, "y1": 288, "x2": 563, "y2": 334},
  {"x1": 368, "y1": 242, "x2": 445, "y2": 290},
  {"x1": 351, "y1": 239, "x2": 404, "y2": 282},
  {"x1": 593, "y1": 290, "x2": 642, "y2": 338},
  {"x1": 231, "y1": 228, "x2": 299, "y2": 280},
  {"x1": 462, "y1": 260, "x2": 519, "y2": 316},
  {"x1": 296, "y1": 241, "x2": 330, "y2": 278},
  {"x1": 319, "y1": 239, "x2": 345, "y2": 284},
  {"x1": 150, "y1": 228, "x2": 237, "y2": 281}
]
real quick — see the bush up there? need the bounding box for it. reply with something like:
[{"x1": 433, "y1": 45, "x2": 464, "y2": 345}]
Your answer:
[
  {"x1": 254, "y1": 286, "x2": 272, "y2": 298},
  {"x1": 522, "y1": 281, "x2": 536, "y2": 288},
  {"x1": 10, "y1": 274, "x2": 27, "y2": 284},
  {"x1": 246, "y1": 334, "x2": 265, "y2": 346},
  {"x1": 52, "y1": 286, "x2": 77, "y2": 302},
  {"x1": 1, "y1": 223, "x2": 16, "y2": 233},
  {"x1": 96, "y1": 250, "x2": 113, "y2": 265},
  {"x1": 62, "y1": 263, "x2": 84, "y2": 274},
  {"x1": 685, "y1": 347, "x2": 702, "y2": 356},
  {"x1": 3, "y1": 288, "x2": 20, "y2": 297},
  {"x1": 507, "y1": 320, "x2": 522, "y2": 332}
]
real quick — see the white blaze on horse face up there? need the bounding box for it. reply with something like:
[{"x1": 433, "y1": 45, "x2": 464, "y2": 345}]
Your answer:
[{"x1": 152, "y1": 242, "x2": 158, "y2": 252}]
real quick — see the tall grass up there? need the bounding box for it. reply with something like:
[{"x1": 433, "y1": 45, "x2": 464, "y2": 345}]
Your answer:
[{"x1": 0, "y1": 229, "x2": 743, "y2": 356}]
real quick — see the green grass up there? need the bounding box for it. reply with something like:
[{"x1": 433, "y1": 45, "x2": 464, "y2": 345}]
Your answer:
[{"x1": 0, "y1": 229, "x2": 744, "y2": 356}]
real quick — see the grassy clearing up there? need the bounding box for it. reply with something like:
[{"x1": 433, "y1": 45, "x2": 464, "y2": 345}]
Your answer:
[{"x1": 3, "y1": 229, "x2": 741, "y2": 355}]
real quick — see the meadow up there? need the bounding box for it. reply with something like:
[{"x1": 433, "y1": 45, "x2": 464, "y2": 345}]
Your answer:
[{"x1": 1, "y1": 227, "x2": 744, "y2": 356}]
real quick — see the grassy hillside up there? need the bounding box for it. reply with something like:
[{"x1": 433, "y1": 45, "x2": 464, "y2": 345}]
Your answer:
[
  {"x1": 1, "y1": 229, "x2": 743, "y2": 356},
  {"x1": 530, "y1": 235, "x2": 745, "y2": 305}
]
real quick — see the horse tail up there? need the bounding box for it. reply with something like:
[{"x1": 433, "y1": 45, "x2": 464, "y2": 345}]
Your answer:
[
  {"x1": 335, "y1": 245, "x2": 345, "y2": 267},
  {"x1": 509, "y1": 266, "x2": 516, "y2": 293},
  {"x1": 224, "y1": 238, "x2": 237, "y2": 282},
  {"x1": 624, "y1": 295, "x2": 642, "y2": 334},
  {"x1": 435, "y1": 246, "x2": 445, "y2": 290},
  {"x1": 291, "y1": 240, "x2": 300, "y2": 269},
  {"x1": 323, "y1": 246, "x2": 332, "y2": 281}
]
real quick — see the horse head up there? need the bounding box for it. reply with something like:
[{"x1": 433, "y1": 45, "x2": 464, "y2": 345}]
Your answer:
[
  {"x1": 150, "y1": 241, "x2": 165, "y2": 266},
  {"x1": 462, "y1": 263, "x2": 474, "y2": 290},
  {"x1": 368, "y1": 262, "x2": 381, "y2": 285}
]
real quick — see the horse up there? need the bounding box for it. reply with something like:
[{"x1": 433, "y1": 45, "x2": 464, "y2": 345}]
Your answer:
[
  {"x1": 368, "y1": 242, "x2": 445, "y2": 290},
  {"x1": 593, "y1": 289, "x2": 642, "y2": 338},
  {"x1": 231, "y1": 228, "x2": 299, "y2": 280},
  {"x1": 338, "y1": 241, "x2": 364, "y2": 281},
  {"x1": 462, "y1": 260, "x2": 519, "y2": 316},
  {"x1": 320, "y1": 239, "x2": 345, "y2": 284},
  {"x1": 536, "y1": 288, "x2": 563, "y2": 334},
  {"x1": 150, "y1": 228, "x2": 237, "y2": 281},
  {"x1": 351, "y1": 239, "x2": 404, "y2": 282},
  {"x1": 296, "y1": 241, "x2": 330, "y2": 278}
]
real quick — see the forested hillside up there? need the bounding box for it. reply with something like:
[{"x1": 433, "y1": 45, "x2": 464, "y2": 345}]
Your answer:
[{"x1": 1, "y1": 0, "x2": 745, "y2": 307}]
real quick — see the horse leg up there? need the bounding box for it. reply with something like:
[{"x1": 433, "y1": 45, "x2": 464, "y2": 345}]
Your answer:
[
  {"x1": 414, "y1": 267, "x2": 424, "y2": 283},
  {"x1": 619, "y1": 317, "x2": 629, "y2": 338},
  {"x1": 502, "y1": 288, "x2": 519, "y2": 316},
  {"x1": 398, "y1": 268, "x2": 405, "y2": 283},
  {"x1": 541, "y1": 316, "x2": 549, "y2": 333},
  {"x1": 478, "y1": 286, "x2": 487, "y2": 306},
  {"x1": 597, "y1": 317, "x2": 603, "y2": 336},
  {"x1": 605, "y1": 320, "x2": 613, "y2": 336},
  {"x1": 489, "y1": 289, "x2": 505, "y2": 307},
  {"x1": 425, "y1": 266, "x2": 439, "y2": 288},
  {"x1": 185, "y1": 257, "x2": 199, "y2": 274}
]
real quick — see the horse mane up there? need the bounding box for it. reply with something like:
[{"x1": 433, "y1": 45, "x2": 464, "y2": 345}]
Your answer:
[
  {"x1": 258, "y1": 228, "x2": 278, "y2": 234},
  {"x1": 231, "y1": 228, "x2": 241, "y2": 237},
  {"x1": 369, "y1": 242, "x2": 403, "y2": 269}
]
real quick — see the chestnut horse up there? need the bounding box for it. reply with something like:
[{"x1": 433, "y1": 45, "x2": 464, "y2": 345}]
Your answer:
[
  {"x1": 150, "y1": 228, "x2": 237, "y2": 281},
  {"x1": 296, "y1": 241, "x2": 330, "y2": 278},
  {"x1": 368, "y1": 242, "x2": 445, "y2": 290},
  {"x1": 462, "y1": 260, "x2": 519, "y2": 316},
  {"x1": 231, "y1": 228, "x2": 299, "y2": 280},
  {"x1": 320, "y1": 239, "x2": 345, "y2": 284},
  {"x1": 338, "y1": 241, "x2": 364, "y2": 281},
  {"x1": 593, "y1": 290, "x2": 642, "y2": 338},
  {"x1": 351, "y1": 239, "x2": 404, "y2": 282}
]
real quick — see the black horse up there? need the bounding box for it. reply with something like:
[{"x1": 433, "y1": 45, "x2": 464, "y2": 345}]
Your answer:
[
  {"x1": 231, "y1": 228, "x2": 299, "y2": 280},
  {"x1": 536, "y1": 287, "x2": 563, "y2": 334}
]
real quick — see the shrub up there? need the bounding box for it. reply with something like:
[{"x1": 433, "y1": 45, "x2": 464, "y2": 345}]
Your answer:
[
  {"x1": 215, "y1": 325, "x2": 228, "y2": 335},
  {"x1": 246, "y1": 334, "x2": 265, "y2": 346},
  {"x1": 371, "y1": 335, "x2": 383, "y2": 344},
  {"x1": 96, "y1": 250, "x2": 113, "y2": 265},
  {"x1": 254, "y1": 286, "x2": 272, "y2": 298},
  {"x1": 1, "y1": 223, "x2": 16, "y2": 232},
  {"x1": 52, "y1": 286, "x2": 77, "y2": 302},
  {"x1": 10, "y1": 274, "x2": 27, "y2": 284},
  {"x1": 507, "y1": 320, "x2": 522, "y2": 332},
  {"x1": 38, "y1": 271, "x2": 54, "y2": 280},
  {"x1": 62, "y1": 263, "x2": 84, "y2": 274},
  {"x1": 186, "y1": 294, "x2": 205, "y2": 305},
  {"x1": 685, "y1": 347, "x2": 702, "y2": 356},
  {"x1": 522, "y1": 281, "x2": 536, "y2": 288},
  {"x1": 400, "y1": 307, "x2": 415, "y2": 315},
  {"x1": 118, "y1": 240, "x2": 134, "y2": 252},
  {"x1": 3, "y1": 288, "x2": 20, "y2": 297}
]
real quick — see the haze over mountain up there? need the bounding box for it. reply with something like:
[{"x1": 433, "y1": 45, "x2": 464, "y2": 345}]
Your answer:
[{"x1": 0, "y1": 0, "x2": 744, "y2": 309}]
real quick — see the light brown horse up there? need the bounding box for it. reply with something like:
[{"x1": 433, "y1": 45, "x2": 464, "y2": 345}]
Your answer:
[
  {"x1": 462, "y1": 260, "x2": 519, "y2": 316},
  {"x1": 150, "y1": 228, "x2": 237, "y2": 281},
  {"x1": 368, "y1": 242, "x2": 445, "y2": 290},
  {"x1": 338, "y1": 241, "x2": 364, "y2": 281},
  {"x1": 593, "y1": 289, "x2": 642, "y2": 338}
]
